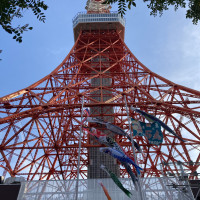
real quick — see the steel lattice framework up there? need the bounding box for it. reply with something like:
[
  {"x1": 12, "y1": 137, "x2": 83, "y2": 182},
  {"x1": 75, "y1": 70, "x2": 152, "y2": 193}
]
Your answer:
[{"x1": 0, "y1": 29, "x2": 200, "y2": 181}]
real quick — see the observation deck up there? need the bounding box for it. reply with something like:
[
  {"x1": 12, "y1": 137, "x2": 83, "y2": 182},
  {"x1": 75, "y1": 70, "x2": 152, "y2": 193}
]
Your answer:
[{"x1": 73, "y1": 12, "x2": 125, "y2": 41}]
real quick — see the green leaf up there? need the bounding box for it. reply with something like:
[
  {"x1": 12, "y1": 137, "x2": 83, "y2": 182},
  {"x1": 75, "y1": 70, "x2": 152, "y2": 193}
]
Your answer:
[{"x1": 5, "y1": 28, "x2": 12, "y2": 34}]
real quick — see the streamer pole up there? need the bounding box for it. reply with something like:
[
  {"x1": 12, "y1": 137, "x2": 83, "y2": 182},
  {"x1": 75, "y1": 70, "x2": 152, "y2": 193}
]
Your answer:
[
  {"x1": 124, "y1": 95, "x2": 145, "y2": 200},
  {"x1": 75, "y1": 96, "x2": 84, "y2": 200}
]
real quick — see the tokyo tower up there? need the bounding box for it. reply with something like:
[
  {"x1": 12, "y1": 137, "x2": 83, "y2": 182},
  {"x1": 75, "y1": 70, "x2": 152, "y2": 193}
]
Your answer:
[{"x1": 0, "y1": 0, "x2": 200, "y2": 184}]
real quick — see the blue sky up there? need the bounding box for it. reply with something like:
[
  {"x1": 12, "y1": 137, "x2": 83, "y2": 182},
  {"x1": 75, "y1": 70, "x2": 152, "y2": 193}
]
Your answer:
[{"x1": 0, "y1": 0, "x2": 200, "y2": 98}]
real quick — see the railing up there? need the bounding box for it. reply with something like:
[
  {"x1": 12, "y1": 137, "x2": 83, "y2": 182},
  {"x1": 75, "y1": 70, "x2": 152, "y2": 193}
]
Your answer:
[
  {"x1": 72, "y1": 12, "x2": 126, "y2": 28},
  {"x1": 18, "y1": 177, "x2": 195, "y2": 200}
]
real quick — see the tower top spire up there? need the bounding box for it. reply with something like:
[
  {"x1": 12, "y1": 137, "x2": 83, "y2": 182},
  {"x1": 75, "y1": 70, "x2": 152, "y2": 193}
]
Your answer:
[{"x1": 86, "y1": 0, "x2": 111, "y2": 13}]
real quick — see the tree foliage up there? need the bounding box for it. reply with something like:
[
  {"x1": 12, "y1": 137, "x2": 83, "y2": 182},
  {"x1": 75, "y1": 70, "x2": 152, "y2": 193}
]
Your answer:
[
  {"x1": 0, "y1": 0, "x2": 200, "y2": 44},
  {"x1": 0, "y1": 0, "x2": 48, "y2": 43},
  {"x1": 104, "y1": 0, "x2": 200, "y2": 24}
]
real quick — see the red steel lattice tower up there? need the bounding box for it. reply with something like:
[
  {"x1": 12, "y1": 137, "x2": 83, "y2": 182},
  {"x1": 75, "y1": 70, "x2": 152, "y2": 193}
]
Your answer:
[{"x1": 0, "y1": 0, "x2": 200, "y2": 181}]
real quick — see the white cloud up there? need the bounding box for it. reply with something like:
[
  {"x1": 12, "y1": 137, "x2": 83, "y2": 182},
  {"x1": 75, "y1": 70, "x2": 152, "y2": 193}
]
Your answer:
[{"x1": 167, "y1": 24, "x2": 200, "y2": 91}]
